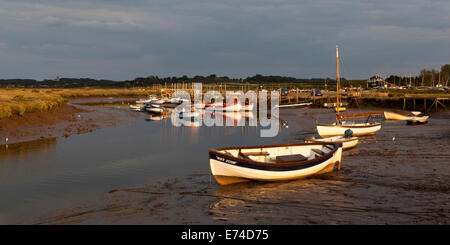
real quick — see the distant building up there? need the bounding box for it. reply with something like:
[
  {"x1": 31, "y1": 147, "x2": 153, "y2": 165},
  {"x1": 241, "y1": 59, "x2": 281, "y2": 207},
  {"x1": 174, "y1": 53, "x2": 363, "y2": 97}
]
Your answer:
[{"x1": 368, "y1": 74, "x2": 387, "y2": 88}]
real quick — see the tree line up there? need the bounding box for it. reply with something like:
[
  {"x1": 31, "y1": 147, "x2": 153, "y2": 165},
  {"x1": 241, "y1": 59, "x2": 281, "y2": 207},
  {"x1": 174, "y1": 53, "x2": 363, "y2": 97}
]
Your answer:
[
  {"x1": 1, "y1": 64, "x2": 448, "y2": 88},
  {"x1": 385, "y1": 64, "x2": 450, "y2": 87}
]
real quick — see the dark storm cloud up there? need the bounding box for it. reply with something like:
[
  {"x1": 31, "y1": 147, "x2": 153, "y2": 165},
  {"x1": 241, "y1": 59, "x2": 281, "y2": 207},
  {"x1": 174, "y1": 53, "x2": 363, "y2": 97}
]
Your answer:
[{"x1": 0, "y1": 0, "x2": 448, "y2": 80}]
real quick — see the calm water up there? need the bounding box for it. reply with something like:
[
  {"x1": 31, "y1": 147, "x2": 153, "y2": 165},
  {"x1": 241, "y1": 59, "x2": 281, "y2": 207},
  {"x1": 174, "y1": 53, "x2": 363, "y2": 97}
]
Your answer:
[
  {"x1": 1, "y1": 107, "x2": 449, "y2": 224},
  {"x1": 0, "y1": 108, "x2": 293, "y2": 224}
]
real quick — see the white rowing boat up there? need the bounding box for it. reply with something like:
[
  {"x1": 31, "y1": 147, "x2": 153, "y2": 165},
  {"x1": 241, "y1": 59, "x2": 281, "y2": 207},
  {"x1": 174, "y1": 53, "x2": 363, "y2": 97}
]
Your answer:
[
  {"x1": 276, "y1": 102, "x2": 312, "y2": 109},
  {"x1": 317, "y1": 121, "x2": 382, "y2": 137},
  {"x1": 407, "y1": 115, "x2": 429, "y2": 124},
  {"x1": 209, "y1": 142, "x2": 343, "y2": 185},
  {"x1": 384, "y1": 111, "x2": 412, "y2": 120},
  {"x1": 129, "y1": 105, "x2": 145, "y2": 111},
  {"x1": 305, "y1": 136, "x2": 358, "y2": 150}
]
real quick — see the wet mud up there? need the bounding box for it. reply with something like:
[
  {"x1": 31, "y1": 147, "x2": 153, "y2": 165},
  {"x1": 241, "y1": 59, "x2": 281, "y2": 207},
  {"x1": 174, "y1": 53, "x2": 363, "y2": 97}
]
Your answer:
[{"x1": 24, "y1": 109, "x2": 449, "y2": 225}]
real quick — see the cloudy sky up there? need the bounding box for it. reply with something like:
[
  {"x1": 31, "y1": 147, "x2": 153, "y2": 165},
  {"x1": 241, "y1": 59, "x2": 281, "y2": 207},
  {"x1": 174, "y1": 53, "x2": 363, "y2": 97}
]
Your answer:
[{"x1": 0, "y1": 0, "x2": 449, "y2": 80}]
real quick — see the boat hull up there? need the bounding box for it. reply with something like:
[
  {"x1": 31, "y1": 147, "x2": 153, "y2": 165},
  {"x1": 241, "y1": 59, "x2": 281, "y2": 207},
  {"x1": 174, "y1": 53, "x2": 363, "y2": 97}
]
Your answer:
[
  {"x1": 276, "y1": 102, "x2": 312, "y2": 109},
  {"x1": 384, "y1": 111, "x2": 412, "y2": 120},
  {"x1": 407, "y1": 116, "x2": 429, "y2": 124},
  {"x1": 209, "y1": 143, "x2": 342, "y2": 185},
  {"x1": 316, "y1": 123, "x2": 381, "y2": 137},
  {"x1": 146, "y1": 107, "x2": 163, "y2": 114},
  {"x1": 305, "y1": 136, "x2": 358, "y2": 150}
]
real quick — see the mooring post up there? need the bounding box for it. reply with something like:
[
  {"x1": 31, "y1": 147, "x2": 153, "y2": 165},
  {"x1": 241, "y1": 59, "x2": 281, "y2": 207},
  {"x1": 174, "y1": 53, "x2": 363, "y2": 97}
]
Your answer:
[{"x1": 436, "y1": 98, "x2": 438, "y2": 112}]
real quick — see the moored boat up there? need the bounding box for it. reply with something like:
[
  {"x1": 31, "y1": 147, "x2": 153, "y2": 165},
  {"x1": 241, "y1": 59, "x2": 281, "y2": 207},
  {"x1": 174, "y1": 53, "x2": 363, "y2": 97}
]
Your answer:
[
  {"x1": 317, "y1": 120, "x2": 382, "y2": 137},
  {"x1": 136, "y1": 95, "x2": 157, "y2": 104},
  {"x1": 129, "y1": 105, "x2": 145, "y2": 111},
  {"x1": 305, "y1": 136, "x2": 358, "y2": 150},
  {"x1": 384, "y1": 111, "x2": 413, "y2": 120},
  {"x1": 316, "y1": 45, "x2": 382, "y2": 137},
  {"x1": 276, "y1": 102, "x2": 312, "y2": 109},
  {"x1": 407, "y1": 115, "x2": 429, "y2": 124},
  {"x1": 209, "y1": 142, "x2": 343, "y2": 185}
]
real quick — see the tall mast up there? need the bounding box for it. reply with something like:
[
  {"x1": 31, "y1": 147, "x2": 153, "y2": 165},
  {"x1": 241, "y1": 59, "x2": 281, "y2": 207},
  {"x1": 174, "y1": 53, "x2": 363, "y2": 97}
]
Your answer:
[{"x1": 336, "y1": 45, "x2": 340, "y2": 119}]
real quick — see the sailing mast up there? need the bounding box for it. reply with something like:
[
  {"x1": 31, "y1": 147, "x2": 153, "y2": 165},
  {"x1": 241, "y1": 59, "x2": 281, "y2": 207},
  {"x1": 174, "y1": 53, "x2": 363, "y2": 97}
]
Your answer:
[{"x1": 336, "y1": 45, "x2": 340, "y2": 123}]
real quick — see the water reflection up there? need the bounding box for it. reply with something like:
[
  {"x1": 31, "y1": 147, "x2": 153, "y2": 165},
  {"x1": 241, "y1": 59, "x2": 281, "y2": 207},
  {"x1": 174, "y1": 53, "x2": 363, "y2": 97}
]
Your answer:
[{"x1": 0, "y1": 137, "x2": 57, "y2": 161}]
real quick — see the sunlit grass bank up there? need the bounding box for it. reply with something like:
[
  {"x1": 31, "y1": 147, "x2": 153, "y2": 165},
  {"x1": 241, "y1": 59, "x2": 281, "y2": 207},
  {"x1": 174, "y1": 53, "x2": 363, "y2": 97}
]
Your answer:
[{"x1": 0, "y1": 88, "x2": 152, "y2": 119}]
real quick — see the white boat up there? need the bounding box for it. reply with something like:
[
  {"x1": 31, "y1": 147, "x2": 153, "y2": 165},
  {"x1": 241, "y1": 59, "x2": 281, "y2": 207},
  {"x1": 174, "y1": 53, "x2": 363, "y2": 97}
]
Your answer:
[
  {"x1": 206, "y1": 101, "x2": 243, "y2": 112},
  {"x1": 136, "y1": 95, "x2": 157, "y2": 104},
  {"x1": 384, "y1": 111, "x2": 413, "y2": 120},
  {"x1": 150, "y1": 99, "x2": 164, "y2": 105},
  {"x1": 317, "y1": 120, "x2": 382, "y2": 137},
  {"x1": 276, "y1": 102, "x2": 312, "y2": 109},
  {"x1": 146, "y1": 107, "x2": 163, "y2": 114},
  {"x1": 209, "y1": 142, "x2": 343, "y2": 185},
  {"x1": 316, "y1": 45, "x2": 382, "y2": 137},
  {"x1": 407, "y1": 115, "x2": 429, "y2": 124},
  {"x1": 129, "y1": 105, "x2": 145, "y2": 111},
  {"x1": 305, "y1": 136, "x2": 358, "y2": 150}
]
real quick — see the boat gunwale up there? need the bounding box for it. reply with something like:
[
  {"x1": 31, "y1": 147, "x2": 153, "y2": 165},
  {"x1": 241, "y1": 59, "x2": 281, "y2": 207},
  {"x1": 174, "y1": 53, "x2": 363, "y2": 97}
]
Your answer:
[
  {"x1": 316, "y1": 122, "x2": 382, "y2": 128},
  {"x1": 208, "y1": 142, "x2": 341, "y2": 168},
  {"x1": 305, "y1": 136, "x2": 358, "y2": 143}
]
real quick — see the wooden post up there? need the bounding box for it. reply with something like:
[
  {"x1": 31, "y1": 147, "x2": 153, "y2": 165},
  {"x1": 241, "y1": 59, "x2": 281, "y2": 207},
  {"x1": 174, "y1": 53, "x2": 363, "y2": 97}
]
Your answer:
[
  {"x1": 436, "y1": 98, "x2": 438, "y2": 112},
  {"x1": 424, "y1": 99, "x2": 426, "y2": 111}
]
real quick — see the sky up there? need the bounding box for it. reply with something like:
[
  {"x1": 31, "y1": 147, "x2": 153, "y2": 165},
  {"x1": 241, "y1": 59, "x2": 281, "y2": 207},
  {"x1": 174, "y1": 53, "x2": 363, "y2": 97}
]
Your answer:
[{"x1": 0, "y1": 0, "x2": 449, "y2": 80}]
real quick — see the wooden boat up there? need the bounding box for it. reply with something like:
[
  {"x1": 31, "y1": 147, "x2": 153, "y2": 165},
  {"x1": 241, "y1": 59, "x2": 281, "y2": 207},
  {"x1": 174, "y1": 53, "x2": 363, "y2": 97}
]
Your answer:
[
  {"x1": 146, "y1": 107, "x2": 163, "y2": 114},
  {"x1": 209, "y1": 142, "x2": 343, "y2": 185},
  {"x1": 384, "y1": 111, "x2": 413, "y2": 120},
  {"x1": 136, "y1": 95, "x2": 157, "y2": 104},
  {"x1": 276, "y1": 102, "x2": 312, "y2": 109},
  {"x1": 305, "y1": 136, "x2": 358, "y2": 150},
  {"x1": 316, "y1": 45, "x2": 382, "y2": 137},
  {"x1": 407, "y1": 115, "x2": 429, "y2": 124},
  {"x1": 129, "y1": 105, "x2": 145, "y2": 111},
  {"x1": 317, "y1": 122, "x2": 381, "y2": 137},
  {"x1": 206, "y1": 101, "x2": 241, "y2": 112},
  {"x1": 145, "y1": 103, "x2": 164, "y2": 114},
  {"x1": 317, "y1": 112, "x2": 383, "y2": 137}
]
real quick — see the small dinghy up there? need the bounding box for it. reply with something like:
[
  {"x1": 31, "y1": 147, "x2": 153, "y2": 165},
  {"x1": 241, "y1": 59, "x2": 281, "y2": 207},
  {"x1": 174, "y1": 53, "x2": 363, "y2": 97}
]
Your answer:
[
  {"x1": 209, "y1": 142, "x2": 343, "y2": 185},
  {"x1": 407, "y1": 115, "x2": 429, "y2": 124},
  {"x1": 305, "y1": 129, "x2": 358, "y2": 150},
  {"x1": 129, "y1": 105, "x2": 145, "y2": 111},
  {"x1": 275, "y1": 102, "x2": 312, "y2": 109},
  {"x1": 384, "y1": 111, "x2": 413, "y2": 120},
  {"x1": 145, "y1": 103, "x2": 164, "y2": 114},
  {"x1": 305, "y1": 136, "x2": 358, "y2": 150}
]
